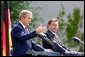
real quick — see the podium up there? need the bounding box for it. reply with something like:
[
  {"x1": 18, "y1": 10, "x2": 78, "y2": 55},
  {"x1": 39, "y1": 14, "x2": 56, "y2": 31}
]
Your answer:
[{"x1": 27, "y1": 50, "x2": 61, "y2": 56}]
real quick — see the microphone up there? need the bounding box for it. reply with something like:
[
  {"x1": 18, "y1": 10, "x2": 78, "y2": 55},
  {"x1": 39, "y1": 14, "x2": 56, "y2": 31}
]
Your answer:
[{"x1": 73, "y1": 37, "x2": 84, "y2": 45}]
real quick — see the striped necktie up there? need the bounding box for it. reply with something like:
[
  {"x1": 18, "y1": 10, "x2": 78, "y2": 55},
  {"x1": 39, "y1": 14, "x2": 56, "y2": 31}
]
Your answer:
[
  {"x1": 25, "y1": 27, "x2": 29, "y2": 34},
  {"x1": 25, "y1": 27, "x2": 32, "y2": 51}
]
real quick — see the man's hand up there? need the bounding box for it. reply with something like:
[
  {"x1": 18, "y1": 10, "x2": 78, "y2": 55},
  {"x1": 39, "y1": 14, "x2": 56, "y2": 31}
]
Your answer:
[{"x1": 36, "y1": 25, "x2": 47, "y2": 34}]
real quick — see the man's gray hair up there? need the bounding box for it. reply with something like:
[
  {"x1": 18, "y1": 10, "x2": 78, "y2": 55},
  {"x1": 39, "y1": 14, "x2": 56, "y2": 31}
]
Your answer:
[{"x1": 19, "y1": 10, "x2": 32, "y2": 19}]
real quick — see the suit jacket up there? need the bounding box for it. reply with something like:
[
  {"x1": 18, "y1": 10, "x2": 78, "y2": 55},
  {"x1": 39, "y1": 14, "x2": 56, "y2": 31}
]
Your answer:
[
  {"x1": 39, "y1": 29, "x2": 70, "y2": 53},
  {"x1": 11, "y1": 22, "x2": 44, "y2": 56}
]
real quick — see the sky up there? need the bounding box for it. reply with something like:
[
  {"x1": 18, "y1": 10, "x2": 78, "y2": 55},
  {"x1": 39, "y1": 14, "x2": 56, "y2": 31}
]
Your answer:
[{"x1": 29, "y1": 1, "x2": 84, "y2": 20}]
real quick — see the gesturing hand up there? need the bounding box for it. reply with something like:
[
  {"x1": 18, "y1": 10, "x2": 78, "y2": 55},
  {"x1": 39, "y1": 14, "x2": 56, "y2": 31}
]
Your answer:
[{"x1": 36, "y1": 24, "x2": 47, "y2": 34}]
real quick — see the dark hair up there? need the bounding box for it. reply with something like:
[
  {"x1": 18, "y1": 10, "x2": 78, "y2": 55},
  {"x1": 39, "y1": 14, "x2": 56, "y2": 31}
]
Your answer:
[
  {"x1": 47, "y1": 18, "x2": 58, "y2": 26},
  {"x1": 47, "y1": 18, "x2": 58, "y2": 28}
]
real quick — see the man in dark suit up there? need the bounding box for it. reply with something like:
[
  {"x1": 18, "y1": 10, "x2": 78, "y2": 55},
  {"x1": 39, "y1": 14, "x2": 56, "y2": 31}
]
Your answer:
[
  {"x1": 11, "y1": 10, "x2": 51, "y2": 56},
  {"x1": 39, "y1": 18, "x2": 84, "y2": 56}
]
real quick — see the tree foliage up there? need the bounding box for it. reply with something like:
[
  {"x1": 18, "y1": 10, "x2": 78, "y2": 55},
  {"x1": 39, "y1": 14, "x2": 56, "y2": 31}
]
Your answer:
[
  {"x1": 66, "y1": 8, "x2": 84, "y2": 48},
  {"x1": 1, "y1": 1, "x2": 31, "y2": 24},
  {"x1": 57, "y1": 4, "x2": 84, "y2": 52},
  {"x1": 67, "y1": 8, "x2": 81, "y2": 41}
]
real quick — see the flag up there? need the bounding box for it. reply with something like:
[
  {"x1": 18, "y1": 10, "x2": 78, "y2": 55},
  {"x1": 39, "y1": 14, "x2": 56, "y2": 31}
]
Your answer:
[{"x1": 2, "y1": 1, "x2": 12, "y2": 56}]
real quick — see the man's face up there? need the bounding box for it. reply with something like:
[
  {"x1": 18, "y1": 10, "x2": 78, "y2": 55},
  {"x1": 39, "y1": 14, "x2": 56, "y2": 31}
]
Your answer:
[
  {"x1": 49, "y1": 21, "x2": 59, "y2": 33},
  {"x1": 23, "y1": 14, "x2": 32, "y2": 27}
]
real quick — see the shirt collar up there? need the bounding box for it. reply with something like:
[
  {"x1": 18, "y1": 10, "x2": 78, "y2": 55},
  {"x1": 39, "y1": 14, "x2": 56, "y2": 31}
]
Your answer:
[
  {"x1": 48, "y1": 29, "x2": 56, "y2": 35},
  {"x1": 19, "y1": 21, "x2": 26, "y2": 29}
]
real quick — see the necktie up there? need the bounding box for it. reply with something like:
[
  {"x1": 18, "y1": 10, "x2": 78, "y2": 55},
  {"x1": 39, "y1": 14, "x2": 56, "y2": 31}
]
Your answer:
[
  {"x1": 25, "y1": 27, "x2": 32, "y2": 51},
  {"x1": 25, "y1": 27, "x2": 29, "y2": 34}
]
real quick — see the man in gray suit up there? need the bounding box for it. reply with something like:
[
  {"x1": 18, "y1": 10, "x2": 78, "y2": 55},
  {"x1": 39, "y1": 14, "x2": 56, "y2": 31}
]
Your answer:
[{"x1": 39, "y1": 18, "x2": 84, "y2": 56}]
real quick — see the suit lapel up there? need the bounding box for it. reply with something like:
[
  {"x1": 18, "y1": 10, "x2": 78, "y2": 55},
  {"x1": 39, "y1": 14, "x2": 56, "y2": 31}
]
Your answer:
[
  {"x1": 46, "y1": 30, "x2": 55, "y2": 40},
  {"x1": 46, "y1": 30, "x2": 62, "y2": 44},
  {"x1": 18, "y1": 22, "x2": 30, "y2": 34},
  {"x1": 17, "y1": 22, "x2": 25, "y2": 30}
]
